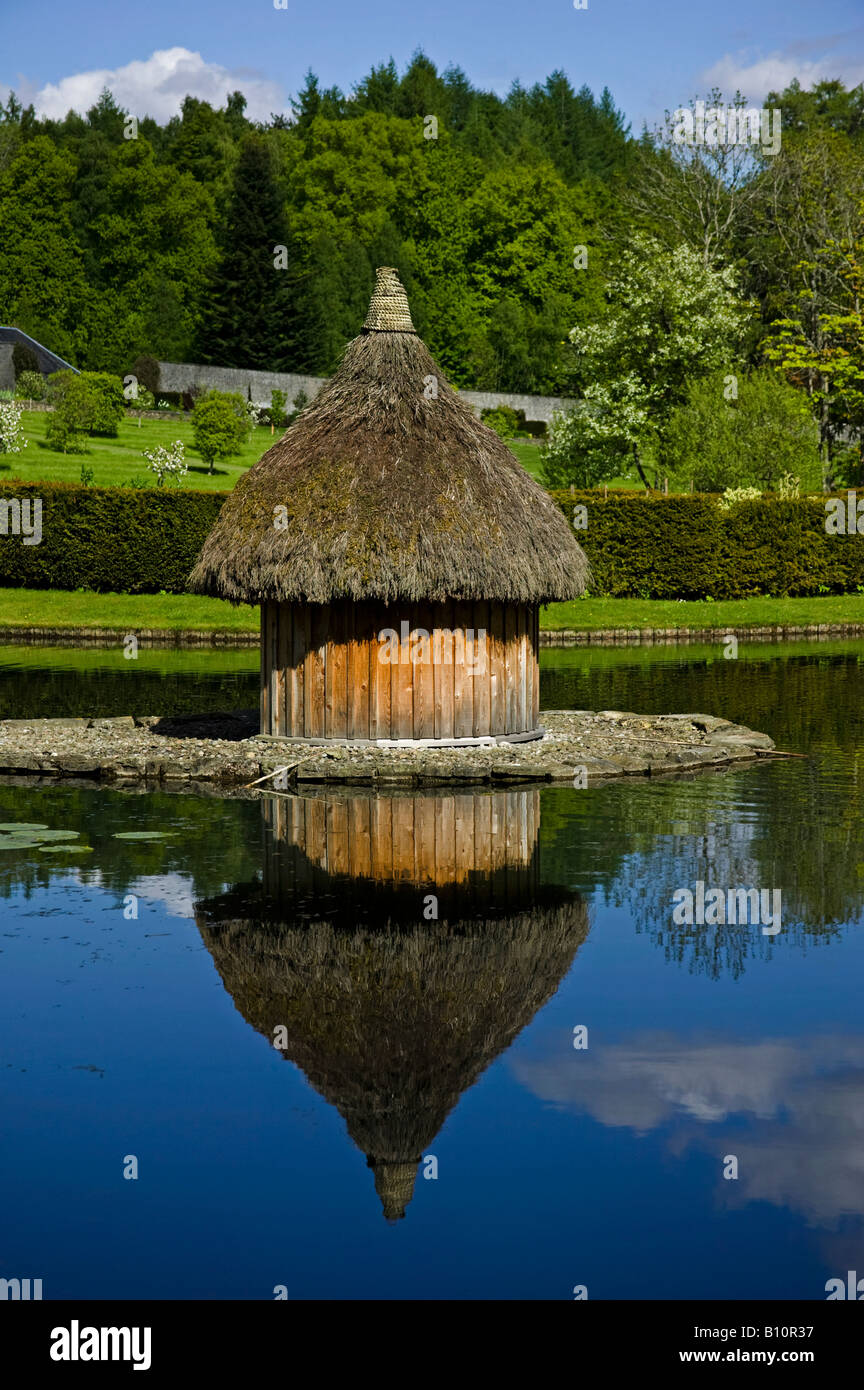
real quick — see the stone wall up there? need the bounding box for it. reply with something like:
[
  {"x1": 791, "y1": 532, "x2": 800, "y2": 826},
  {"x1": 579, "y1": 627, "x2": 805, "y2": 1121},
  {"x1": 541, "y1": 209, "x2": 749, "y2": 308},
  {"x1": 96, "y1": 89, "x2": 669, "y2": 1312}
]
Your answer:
[{"x1": 157, "y1": 360, "x2": 574, "y2": 425}]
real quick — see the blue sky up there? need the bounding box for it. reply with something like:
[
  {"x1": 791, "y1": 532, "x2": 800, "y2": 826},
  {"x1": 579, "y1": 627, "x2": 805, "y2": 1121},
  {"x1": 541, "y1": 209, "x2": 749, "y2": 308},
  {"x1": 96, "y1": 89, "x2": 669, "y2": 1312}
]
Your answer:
[{"x1": 2, "y1": 0, "x2": 863, "y2": 132}]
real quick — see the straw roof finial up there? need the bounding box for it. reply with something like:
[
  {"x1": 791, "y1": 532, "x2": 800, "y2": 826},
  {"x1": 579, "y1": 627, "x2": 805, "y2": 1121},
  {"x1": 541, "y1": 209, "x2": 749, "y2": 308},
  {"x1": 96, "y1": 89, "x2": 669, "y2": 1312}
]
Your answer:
[{"x1": 363, "y1": 266, "x2": 416, "y2": 333}]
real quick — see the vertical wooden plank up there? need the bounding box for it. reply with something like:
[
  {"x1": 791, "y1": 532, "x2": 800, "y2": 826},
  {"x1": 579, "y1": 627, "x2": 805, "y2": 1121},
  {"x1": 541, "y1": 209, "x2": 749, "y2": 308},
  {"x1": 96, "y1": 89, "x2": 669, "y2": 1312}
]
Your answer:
[
  {"x1": 391, "y1": 795, "x2": 415, "y2": 882},
  {"x1": 471, "y1": 600, "x2": 491, "y2": 737},
  {"x1": 289, "y1": 603, "x2": 306, "y2": 738},
  {"x1": 305, "y1": 797, "x2": 328, "y2": 871},
  {"x1": 453, "y1": 600, "x2": 473, "y2": 739},
  {"x1": 348, "y1": 603, "x2": 371, "y2": 740},
  {"x1": 372, "y1": 605, "x2": 392, "y2": 739},
  {"x1": 391, "y1": 607, "x2": 414, "y2": 740},
  {"x1": 276, "y1": 603, "x2": 290, "y2": 736},
  {"x1": 532, "y1": 606, "x2": 540, "y2": 728},
  {"x1": 325, "y1": 602, "x2": 348, "y2": 739},
  {"x1": 268, "y1": 603, "x2": 280, "y2": 737},
  {"x1": 413, "y1": 601, "x2": 435, "y2": 740},
  {"x1": 489, "y1": 603, "x2": 506, "y2": 736},
  {"x1": 306, "y1": 604, "x2": 327, "y2": 739},
  {"x1": 517, "y1": 605, "x2": 528, "y2": 733},
  {"x1": 433, "y1": 601, "x2": 455, "y2": 740},
  {"x1": 504, "y1": 605, "x2": 518, "y2": 734},
  {"x1": 260, "y1": 604, "x2": 270, "y2": 736}
]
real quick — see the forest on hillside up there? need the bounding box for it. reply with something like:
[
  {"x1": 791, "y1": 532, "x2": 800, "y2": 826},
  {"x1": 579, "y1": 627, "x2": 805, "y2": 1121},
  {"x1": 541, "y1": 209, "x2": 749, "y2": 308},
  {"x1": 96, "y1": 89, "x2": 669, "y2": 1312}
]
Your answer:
[{"x1": 1, "y1": 55, "x2": 862, "y2": 483}]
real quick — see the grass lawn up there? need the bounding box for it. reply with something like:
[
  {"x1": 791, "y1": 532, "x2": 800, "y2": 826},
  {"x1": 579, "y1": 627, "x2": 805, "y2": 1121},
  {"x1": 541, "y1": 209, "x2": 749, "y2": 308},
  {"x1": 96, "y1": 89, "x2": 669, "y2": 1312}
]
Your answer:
[
  {"x1": 1, "y1": 589, "x2": 862, "y2": 636},
  {"x1": 3, "y1": 409, "x2": 279, "y2": 491},
  {"x1": 543, "y1": 594, "x2": 864, "y2": 631}
]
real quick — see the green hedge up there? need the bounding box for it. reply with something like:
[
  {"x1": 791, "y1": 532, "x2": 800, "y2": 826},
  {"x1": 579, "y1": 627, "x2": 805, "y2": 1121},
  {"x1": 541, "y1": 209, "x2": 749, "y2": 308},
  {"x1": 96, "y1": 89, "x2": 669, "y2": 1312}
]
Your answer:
[
  {"x1": 0, "y1": 483, "x2": 226, "y2": 594},
  {"x1": 1, "y1": 482, "x2": 863, "y2": 600},
  {"x1": 550, "y1": 491, "x2": 864, "y2": 599}
]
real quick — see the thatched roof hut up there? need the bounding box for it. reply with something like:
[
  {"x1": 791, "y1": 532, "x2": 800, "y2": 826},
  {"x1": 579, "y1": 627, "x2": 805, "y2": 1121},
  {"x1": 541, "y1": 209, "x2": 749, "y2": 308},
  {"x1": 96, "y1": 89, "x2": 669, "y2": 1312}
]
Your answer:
[
  {"x1": 190, "y1": 268, "x2": 588, "y2": 742},
  {"x1": 195, "y1": 789, "x2": 589, "y2": 1221}
]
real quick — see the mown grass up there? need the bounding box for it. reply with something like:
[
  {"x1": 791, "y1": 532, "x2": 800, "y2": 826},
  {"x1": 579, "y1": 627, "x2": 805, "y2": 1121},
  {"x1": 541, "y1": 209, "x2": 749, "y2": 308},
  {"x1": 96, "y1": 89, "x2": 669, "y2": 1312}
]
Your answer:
[
  {"x1": 542, "y1": 594, "x2": 864, "y2": 630},
  {"x1": 1, "y1": 588, "x2": 862, "y2": 635},
  {"x1": 3, "y1": 409, "x2": 278, "y2": 491}
]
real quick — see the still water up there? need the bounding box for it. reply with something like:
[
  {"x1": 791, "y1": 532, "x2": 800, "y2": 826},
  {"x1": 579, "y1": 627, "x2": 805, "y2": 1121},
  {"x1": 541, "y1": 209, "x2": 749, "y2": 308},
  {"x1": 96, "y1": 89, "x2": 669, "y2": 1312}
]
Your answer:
[{"x1": 0, "y1": 640, "x2": 862, "y2": 1299}]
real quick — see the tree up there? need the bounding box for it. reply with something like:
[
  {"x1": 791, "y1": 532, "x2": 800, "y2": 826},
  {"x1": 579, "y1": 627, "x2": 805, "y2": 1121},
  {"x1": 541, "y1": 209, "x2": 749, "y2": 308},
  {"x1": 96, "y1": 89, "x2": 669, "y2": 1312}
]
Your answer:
[
  {"x1": 191, "y1": 391, "x2": 249, "y2": 473},
  {"x1": 45, "y1": 371, "x2": 93, "y2": 454},
  {"x1": 196, "y1": 132, "x2": 291, "y2": 369},
  {"x1": 561, "y1": 235, "x2": 753, "y2": 487},
  {"x1": 761, "y1": 205, "x2": 864, "y2": 485},
  {"x1": 662, "y1": 370, "x2": 822, "y2": 492}
]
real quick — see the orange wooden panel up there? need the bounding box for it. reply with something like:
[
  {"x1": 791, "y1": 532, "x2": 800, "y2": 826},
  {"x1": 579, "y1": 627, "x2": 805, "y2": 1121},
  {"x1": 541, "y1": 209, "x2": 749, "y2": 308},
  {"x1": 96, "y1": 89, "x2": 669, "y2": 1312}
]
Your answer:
[
  {"x1": 325, "y1": 602, "x2": 349, "y2": 739},
  {"x1": 306, "y1": 604, "x2": 328, "y2": 739},
  {"x1": 290, "y1": 603, "x2": 307, "y2": 738},
  {"x1": 489, "y1": 603, "x2": 506, "y2": 736},
  {"x1": 471, "y1": 600, "x2": 491, "y2": 737},
  {"x1": 413, "y1": 601, "x2": 435, "y2": 739},
  {"x1": 433, "y1": 601, "x2": 455, "y2": 740},
  {"x1": 504, "y1": 605, "x2": 518, "y2": 734},
  {"x1": 452, "y1": 600, "x2": 474, "y2": 739},
  {"x1": 347, "y1": 603, "x2": 371, "y2": 740}
]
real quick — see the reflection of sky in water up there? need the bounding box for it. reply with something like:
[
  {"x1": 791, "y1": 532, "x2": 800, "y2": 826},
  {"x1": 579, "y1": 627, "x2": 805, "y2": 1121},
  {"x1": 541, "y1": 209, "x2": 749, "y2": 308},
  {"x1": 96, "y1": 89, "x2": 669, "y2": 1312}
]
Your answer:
[{"x1": 0, "y1": 643, "x2": 863, "y2": 1299}]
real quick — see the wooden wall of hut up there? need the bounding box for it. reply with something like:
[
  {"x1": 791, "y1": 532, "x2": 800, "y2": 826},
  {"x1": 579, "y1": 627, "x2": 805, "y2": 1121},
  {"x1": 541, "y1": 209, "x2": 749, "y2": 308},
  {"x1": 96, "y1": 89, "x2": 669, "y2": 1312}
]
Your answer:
[{"x1": 259, "y1": 599, "x2": 540, "y2": 740}]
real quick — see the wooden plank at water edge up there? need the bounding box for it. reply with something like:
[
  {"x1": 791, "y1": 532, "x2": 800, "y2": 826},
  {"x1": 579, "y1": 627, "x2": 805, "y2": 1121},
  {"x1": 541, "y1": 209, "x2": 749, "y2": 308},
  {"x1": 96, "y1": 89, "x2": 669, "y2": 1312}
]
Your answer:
[
  {"x1": 504, "y1": 605, "x2": 518, "y2": 734},
  {"x1": 391, "y1": 607, "x2": 415, "y2": 740},
  {"x1": 489, "y1": 603, "x2": 506, "y2": 736}
]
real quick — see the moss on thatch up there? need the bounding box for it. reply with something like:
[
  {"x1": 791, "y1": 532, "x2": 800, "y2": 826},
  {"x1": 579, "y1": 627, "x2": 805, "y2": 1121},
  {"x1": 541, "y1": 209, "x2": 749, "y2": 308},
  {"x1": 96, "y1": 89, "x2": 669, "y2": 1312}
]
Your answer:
[{"x1": 190, "y1": 268, "x2": 589, "y2": 605}]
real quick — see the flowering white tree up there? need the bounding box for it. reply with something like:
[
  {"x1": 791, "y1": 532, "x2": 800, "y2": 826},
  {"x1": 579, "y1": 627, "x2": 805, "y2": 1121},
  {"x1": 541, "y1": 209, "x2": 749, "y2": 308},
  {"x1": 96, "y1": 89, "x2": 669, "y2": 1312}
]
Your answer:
[
  {"x1": 543, "y1": 235, "x2": 754, "y2": 489},
  {"x1": 143, "y1": 439, "x2": 187, "y2": 487},
  {"x1": 0, "y1": 400, "x2": 29, "y2": 455}
]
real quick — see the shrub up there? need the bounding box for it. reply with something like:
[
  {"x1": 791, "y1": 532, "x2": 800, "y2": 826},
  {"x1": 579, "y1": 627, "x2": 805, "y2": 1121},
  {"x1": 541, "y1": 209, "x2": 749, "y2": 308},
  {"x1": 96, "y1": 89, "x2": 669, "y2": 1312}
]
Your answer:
[
  {"x1": 541, "y1": 407, "x2": 634, "y2": 489},
  {"x1": 548, "y1": 490, "x2": 864, "y2": 599},
  {"x1": 45, "y1": 372, "x2": 92, "y2": 454},
  {"x1": 14, "y1": 370, "x2": 46, "y2": 402},
  {"x1": 0, "y1": 400, "x2": 28, "y2": 454},
  {"x1": 482, "y1": 405, "x2": 521, "y2": 439},
  {"x1": 269, "y1": 389, "x2": 288, "y2": 428},
  {"x1": 191, "y1": 391, "x2": 249, "y2": 473},
  {"x1": 83, "y1": 372, "x2": 126, "y2": 436},
  {"x1": 0, "y1": 483, "x2": 225, "y2": 592},
  {"x1": 143, "y1": 440, "x2": 188, "y2": 487},
  {"x1": 663, "y1": 370, "x2": 823, "y2": 493}
]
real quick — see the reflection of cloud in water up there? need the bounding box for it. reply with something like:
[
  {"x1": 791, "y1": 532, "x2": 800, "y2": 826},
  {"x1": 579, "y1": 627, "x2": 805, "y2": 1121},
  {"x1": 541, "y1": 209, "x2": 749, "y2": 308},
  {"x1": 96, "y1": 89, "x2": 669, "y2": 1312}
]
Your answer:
[{"x1": 514, "y1": 1034, "x2": 864, "y2": 1224}]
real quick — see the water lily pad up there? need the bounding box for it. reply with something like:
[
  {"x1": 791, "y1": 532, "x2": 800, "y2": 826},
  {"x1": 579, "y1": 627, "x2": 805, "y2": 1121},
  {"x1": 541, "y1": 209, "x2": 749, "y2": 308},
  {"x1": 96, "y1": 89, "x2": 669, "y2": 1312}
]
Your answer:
[
  {"x1": 27, "y1": 830, "x2": 81, "y2": 841},
  {"x1": 112, "y1": 831, "x2": 170, "y2": 841},
  {"x1": 38, "y1": 845, "x2": 93, "y2": 854},
  {"x1": 0, "y1": 838, "x2": 45, "y2": 850},
  {"x1": 0, "y1": 823, "x2": 49, "y2": 832}
]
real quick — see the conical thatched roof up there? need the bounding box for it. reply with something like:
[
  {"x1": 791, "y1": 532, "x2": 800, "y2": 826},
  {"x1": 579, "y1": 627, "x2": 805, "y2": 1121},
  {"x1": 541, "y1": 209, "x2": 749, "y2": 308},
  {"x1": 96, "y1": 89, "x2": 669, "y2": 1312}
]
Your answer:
[{"x1": 190, "y1": 267, "x2": 588, "y2": 605}]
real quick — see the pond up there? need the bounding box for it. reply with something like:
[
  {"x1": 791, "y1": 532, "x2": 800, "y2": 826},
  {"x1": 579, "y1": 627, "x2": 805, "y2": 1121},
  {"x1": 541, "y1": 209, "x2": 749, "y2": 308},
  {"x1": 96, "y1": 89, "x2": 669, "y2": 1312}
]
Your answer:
[{"x1": 0, "y1": 639, "x2": 862, "y2": 1299}]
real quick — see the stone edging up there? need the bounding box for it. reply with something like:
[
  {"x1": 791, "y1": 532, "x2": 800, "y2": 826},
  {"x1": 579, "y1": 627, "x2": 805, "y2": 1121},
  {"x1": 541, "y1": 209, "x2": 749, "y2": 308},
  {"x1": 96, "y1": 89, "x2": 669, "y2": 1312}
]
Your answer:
[{"x1": 0, "y1": 621, "x2": 862, "y2": 649}]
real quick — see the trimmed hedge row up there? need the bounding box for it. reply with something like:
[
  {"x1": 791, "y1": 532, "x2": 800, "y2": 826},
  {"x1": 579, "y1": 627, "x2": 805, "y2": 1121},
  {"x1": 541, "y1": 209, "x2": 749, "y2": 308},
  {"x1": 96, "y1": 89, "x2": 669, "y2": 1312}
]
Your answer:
[
  {"x1": 1, "y1": 483, "x2": 863, "y2": 601},
  {"x1": 551, "y1": 491, "x2": 864, "y2": 599},
  {"x1": 0, "y1": 483, "x2": 226, "y2": 594}
]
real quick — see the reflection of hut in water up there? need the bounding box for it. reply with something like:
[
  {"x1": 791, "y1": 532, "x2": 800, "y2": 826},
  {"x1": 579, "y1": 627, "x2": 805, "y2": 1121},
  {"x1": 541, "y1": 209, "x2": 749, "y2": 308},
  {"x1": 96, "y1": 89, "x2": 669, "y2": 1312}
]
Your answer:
[
  {"x1": 196, "y1": 789, "x2": 588, "y2": 1221},
  {"x1": 189, "y1": 266, "x2": 588, "y2": 742}
]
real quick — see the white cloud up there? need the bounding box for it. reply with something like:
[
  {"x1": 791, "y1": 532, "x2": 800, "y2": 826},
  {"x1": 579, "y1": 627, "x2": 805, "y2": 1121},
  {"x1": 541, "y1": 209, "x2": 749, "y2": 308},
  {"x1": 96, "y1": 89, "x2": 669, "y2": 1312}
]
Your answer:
[
  {"x1": 703, "y1": 42, "x2": 864, "y2": 104},
  {"x1": 30, "y1": 47, "x2": 286, "y2": 124}
]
